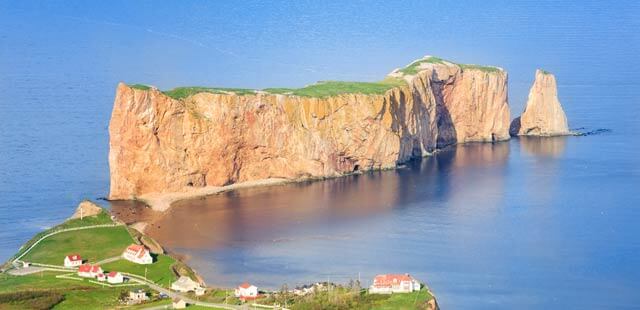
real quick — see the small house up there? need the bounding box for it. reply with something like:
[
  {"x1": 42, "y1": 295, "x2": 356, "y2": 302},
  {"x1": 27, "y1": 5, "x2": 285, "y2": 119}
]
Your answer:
[
  {"x1": 235, "y1": 282, "x2": 258, "y2": 300},
  {"x1": 172, "y1": 298, "x2": 187, "y2": 309},
  {"x1": 122, "y1": 244, "x2": 153, "y2": 265},
  {"x1": 369, "y1": 274, "x2": 421, "y2": 294},
  {"x1": 128, "y1": 289, "x2": 149, "y2": 303},
  {"x1": 107, "y1": 271, "x2": 124, "y2": 284},
  {"x1": 96, "y1": 273, "x2": 106, "y2": 282},
  {"x1": 64, "y1": 254, "x2": 83, "y2": 268},
  {"x1": 171, "y1": 276, "x2": 202, "y2": 293},
  {"x1": 77, "y1": 264, "x2": 103, "y2": 278}
]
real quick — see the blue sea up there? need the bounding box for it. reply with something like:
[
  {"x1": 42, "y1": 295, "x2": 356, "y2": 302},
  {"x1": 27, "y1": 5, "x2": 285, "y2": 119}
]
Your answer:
[{"x1": 1, "y1": 1, "x2": 639, "y2": 308}]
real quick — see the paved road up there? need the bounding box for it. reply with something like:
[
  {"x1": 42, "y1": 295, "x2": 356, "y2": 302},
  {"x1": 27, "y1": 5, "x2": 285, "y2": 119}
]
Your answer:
[{"x1": 95, "y1": 256, "x2": 121, "y2": 265}]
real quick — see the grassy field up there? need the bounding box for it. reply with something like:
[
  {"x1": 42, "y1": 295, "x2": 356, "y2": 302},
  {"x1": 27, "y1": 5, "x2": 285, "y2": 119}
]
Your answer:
[
  {"x1": 263, "y1": 78, "x2": 405, "y2": 98},
  {"x1": 0, "y1": 272, "x2": 149, "y2": 310},
  {"x1": 21, "y1": 226, "x2": 134, "y2": 265},
  {"x1": 101, "y1": 255, "x2": 177, "y2": 287}
]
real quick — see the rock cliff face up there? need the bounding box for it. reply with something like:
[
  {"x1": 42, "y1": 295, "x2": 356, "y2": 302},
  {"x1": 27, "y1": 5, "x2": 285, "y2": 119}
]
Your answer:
[
  {"x1": 108, "y1": 58, "x2": 510, "y2": 199},
  {"x1": 510, "y1": 69, "x2": 569, "y2": 136}
]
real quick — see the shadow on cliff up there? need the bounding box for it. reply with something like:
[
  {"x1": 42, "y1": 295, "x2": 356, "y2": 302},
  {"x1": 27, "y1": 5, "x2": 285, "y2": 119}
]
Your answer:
[
  {"x1": 391, "y1": 74, "x2": 458, "y2": 165},
  {"x1": 509, "y1": 116, "x2": 521, "y2": 137}
]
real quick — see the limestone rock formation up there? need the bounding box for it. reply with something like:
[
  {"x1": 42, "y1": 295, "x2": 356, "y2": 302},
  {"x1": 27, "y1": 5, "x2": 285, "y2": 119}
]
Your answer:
[
  {"x1": 510, "y1": 69, "x2": 569, "y2": 136},
  {"x1": 70, "y1": 200, "x2": 103, "y2": 219},
  {"x1": 108, "y1": 57, "x2": 511, "y2": 199}
]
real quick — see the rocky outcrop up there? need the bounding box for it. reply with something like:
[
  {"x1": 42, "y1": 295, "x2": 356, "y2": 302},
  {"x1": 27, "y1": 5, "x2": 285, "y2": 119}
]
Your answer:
[
  {"x1": 108, "y1": 57, "x2": 510, "y2": 199},
  {"x1": 510, "y1": 69, "x2": 569, "y2": 136},
  {"x1": 69, "y1": 200, "x2": 103, "y2": 219}
]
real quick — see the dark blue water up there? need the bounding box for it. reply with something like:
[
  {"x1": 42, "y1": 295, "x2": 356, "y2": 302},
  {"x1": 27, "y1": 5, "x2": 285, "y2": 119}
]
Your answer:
[{"x1": 1, "y1": 1, "x2": 639, "y2": 308}]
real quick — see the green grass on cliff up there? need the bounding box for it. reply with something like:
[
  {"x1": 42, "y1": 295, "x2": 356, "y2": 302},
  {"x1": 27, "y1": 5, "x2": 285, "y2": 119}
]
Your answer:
[
  {"x1": 162, "y1": 86, "x2": 256, "y2": 99},
  {"x1": 458, "y1": 63, "x2": 501, "y2": 73},
  {"x1": 398, "y1": 56, "x2": 501, "y2": 75},
  {"x1": 263, "y1": 77, "x2": 405, "y2": 98},
  {"x1": 399, "y1": 56, "x2": 448, "y2": 75},
  {"x1": 130, "y1": 84, "x2": 151, "y2": 90}
]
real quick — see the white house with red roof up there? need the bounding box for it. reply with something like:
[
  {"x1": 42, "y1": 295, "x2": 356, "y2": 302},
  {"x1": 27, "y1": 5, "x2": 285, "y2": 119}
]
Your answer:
[
  {"x1": 64, "y1": 254, "x2": 82, "y2": 268},
  {"x1": 122, "y1": 244, "x2": 153, "y2": 264},
  {"x1": 234, "y1": 282, "x2": 258, "y2": 300},
  {"x1": 77, "y1": 264, "x2": 103, "y2": 278},
  {"x1": 96, "y1": 273, "x2": 106, "y2": 282},
  {"x1": 107, "y1": 271, "x2": 124, "y2": 284},
  {"x1": 369, "y1": 274, "x2": 421, "y2": 294}
]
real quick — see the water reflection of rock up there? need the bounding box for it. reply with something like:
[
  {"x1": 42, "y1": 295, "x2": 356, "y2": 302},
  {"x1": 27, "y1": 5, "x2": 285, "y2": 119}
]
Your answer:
[
  {"x1": 519, "y1": 136, "x2": 567, "y2": 158},
  {"x1": 142, "y1": 142, "x2": 511, "y2": 251}
]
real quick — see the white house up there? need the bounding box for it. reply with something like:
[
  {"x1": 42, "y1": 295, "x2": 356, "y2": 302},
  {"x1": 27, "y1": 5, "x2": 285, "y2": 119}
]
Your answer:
[
  {"x1": 122, "y1": 244, "x2": 153, "y2": 264},
  {"x1": 128, "y1": 289, "x2": 149, "y2": 304},
  {"x1": 369, "y1": 274, "x2": 421, "y2": 294},
  {"x1": 172, "y1": 298, "x2": 187, "y2": 309},
  {"x1": 107, "y1": 271, "x2": 124, "y2": 284},
  {"x1": 64, "y1": 254, "x2": 82, "y2": 268},
  {"x1": 171, "y1": 276, "x2": 202, "y2": 293},
  {"x1": 96, "y1": 273, "x2": 106, "y2": 282},
  {"x1": 77, "y1": 264, "x2": 103, "y2": 278},
  {"x1": 235, "y1": 282, "x2": 258, "y2": 300}
]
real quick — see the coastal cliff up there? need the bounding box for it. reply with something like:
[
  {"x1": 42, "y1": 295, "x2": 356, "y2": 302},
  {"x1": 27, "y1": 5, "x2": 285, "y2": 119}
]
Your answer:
[
  {"x1": 510, "y1": 69, "x2": 570, "y2": 136},
  {"x1": 108, "y1": 56, "x2": 510, "y2": 200}
]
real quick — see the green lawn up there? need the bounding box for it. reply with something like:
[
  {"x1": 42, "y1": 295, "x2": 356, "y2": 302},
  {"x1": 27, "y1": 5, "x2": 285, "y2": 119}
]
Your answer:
[
  {"x1": 21, "y1": 226, "x2": 133, "y2": 265},
  {"x1": 101, "y1": 255, "x2": 177, "y2": 287},
  {"x1": 11, "y1": 210, "x2": 115, "y2": 262}
]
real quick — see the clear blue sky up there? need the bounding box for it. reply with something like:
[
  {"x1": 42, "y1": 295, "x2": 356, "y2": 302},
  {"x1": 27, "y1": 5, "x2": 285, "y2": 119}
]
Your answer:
[{"x1": 2, "y1": 1, "x2": 637, "y2": 102}]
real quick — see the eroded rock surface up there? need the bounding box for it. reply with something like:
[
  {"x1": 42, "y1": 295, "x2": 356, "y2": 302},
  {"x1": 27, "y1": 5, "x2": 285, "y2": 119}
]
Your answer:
[
  {"x1": 109, "y1": 58, "x2": 511, "y2": 199},
  {"x1": 510, "y1": 69, "x2": 569, "y2": 136}
]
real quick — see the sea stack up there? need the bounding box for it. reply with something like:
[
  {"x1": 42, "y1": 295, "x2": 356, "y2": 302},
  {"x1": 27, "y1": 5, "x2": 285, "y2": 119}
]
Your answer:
[{"x1": 510, "y1": 69, "x2": 570, "y2": 136}]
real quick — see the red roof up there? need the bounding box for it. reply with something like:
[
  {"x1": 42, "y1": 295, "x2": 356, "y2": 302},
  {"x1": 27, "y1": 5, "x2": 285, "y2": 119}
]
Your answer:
[
  {"x1": 126, "y1": 244, "x2": 149, "y2": 258},
  {"x1": 372, "y1": 274, "x2": 413, "y2": 287},
  {"x1": 78, "y1": 264, "x2": 91, "y2": 272},
  {"x1": 107, "y1": 271, "x2": 120, "y2": 277},
  {"x1": 79, "y1": 264, "x2": 101, "y2": 273},
  {"x1": 96, "y1": 273, "x2": 105, "y2": 278},
  {"x1": 127, "y1": 244, "x2": 145, "y2": 252},
  {"x1": 66, "y1": 254, "x2": 82, "y2": 261},
  {"x1": 239, "y1": 282, "x2": 252, "y2": 289}
]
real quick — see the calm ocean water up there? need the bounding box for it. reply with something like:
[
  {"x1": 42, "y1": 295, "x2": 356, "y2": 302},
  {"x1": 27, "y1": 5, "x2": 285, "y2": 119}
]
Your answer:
[{"x1": 1, "y1": 1, "x2": 639, "y2": 308}]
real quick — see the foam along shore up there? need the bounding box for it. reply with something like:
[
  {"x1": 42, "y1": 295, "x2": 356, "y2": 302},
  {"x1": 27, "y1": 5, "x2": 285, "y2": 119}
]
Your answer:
[{"x1": 137, "y1": 178, "x2": 292, "y2": 212}]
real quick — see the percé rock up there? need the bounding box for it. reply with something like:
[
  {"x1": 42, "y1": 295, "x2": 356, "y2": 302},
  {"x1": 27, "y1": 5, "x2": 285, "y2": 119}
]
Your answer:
[
  {"x1": 510, "y1": 69, "x2": 569, "y2": 136},
  {"x1": 108, "y1": 57, "x2": 510, "y2": 199},
  {"x1": 69, "y1": 200, "x2": 103, "y2": 219}
]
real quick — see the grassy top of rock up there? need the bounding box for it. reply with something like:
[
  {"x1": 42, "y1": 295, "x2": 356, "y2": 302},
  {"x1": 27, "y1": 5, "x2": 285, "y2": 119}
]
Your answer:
[
  {"x1": 128, "y1": 78, "x2": 406, "y2": 99},
  {"x1": 127, "y1": 55, "x2": 502, "y2": 99}
]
